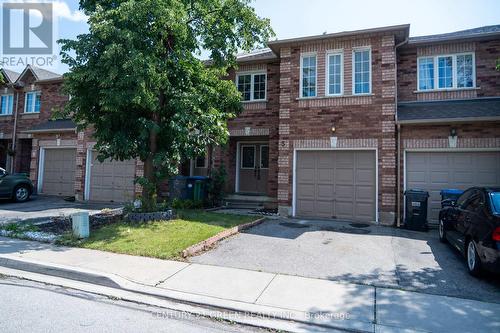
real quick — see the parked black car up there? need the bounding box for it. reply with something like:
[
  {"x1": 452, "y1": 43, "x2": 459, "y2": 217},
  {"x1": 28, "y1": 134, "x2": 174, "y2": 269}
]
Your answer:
[
  {"x1": 0, "y1": 167, "x2": 34, "y2": 202},
  {"x1": 439, "y1": 187, "x2": 500, "y2": 276}
]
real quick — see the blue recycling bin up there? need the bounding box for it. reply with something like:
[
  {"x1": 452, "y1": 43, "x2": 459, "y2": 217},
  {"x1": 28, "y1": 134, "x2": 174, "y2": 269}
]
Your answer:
[{"x1": 440, "y1": 189, "x2": 464, "y2": 208}]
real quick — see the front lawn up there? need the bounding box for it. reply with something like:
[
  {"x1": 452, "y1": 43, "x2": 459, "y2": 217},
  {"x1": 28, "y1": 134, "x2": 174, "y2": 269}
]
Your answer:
[{"x1": 58, "y1": 210, "x2": 256, "y2": 260}]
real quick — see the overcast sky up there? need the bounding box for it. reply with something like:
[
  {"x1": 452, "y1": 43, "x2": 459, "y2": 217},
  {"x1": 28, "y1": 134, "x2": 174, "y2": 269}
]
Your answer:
[{"x1": 3, "y1": 0, "x2": 499, "y2": 74}]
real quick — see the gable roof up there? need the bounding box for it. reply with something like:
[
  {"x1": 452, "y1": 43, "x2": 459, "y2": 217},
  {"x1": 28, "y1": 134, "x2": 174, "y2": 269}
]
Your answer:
[
  {"x1": 16, "y1": 65, "x2": 62, "y2": 83},
  {"x1": 409, "y1": 25, "x2": 500, "y2": 44},
  {"x1": 1, "y1": 68, "x2": 20, "y2": 84},
  {"x1": 397, "y1": 97, "x2": 500, "y2": 124}
]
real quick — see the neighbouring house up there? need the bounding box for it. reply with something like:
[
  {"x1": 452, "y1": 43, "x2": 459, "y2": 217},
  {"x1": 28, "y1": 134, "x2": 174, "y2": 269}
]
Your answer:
[{"x1": 2, "y1": 23, "x2": 499, "y2": 228}]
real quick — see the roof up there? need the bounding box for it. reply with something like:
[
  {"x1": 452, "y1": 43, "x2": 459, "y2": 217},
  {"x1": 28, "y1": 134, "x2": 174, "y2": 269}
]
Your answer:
[
  {"x1": 397, "y1": 97, "x2": 500, "y2": 124},
  {"x1": 236, "y1": 48, "x2": 277, "y2": 63},
  {"x1": 409, "y1": 25, "x2": 500, "y2": 44},
  {"x1": 1, "y1": 69, "x2": 20, "y2": 83},
  {"x1": 268, "y1": 24, "x2": 410, "y2": 54},
  {"x1": 17, "y1": 65, "x2": 62, "y2": 83},
  {"x1": 24, "y1": 119, "x2": 76, "y2": 133}
]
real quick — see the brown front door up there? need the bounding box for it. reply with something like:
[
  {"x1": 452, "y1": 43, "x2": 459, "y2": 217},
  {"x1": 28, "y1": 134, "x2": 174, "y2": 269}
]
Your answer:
[{"x1": 238, "y1": 143, "x2": 269, "y2": 194}]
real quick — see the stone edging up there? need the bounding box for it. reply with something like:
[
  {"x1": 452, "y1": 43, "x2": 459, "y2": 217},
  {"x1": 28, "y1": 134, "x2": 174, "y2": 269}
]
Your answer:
[
  {"x1": 182, "y1": 217, "x2": 266, "y2": 258},
  {"x1": 126, "y1": 210, "x2": 174, "y2": 223}
]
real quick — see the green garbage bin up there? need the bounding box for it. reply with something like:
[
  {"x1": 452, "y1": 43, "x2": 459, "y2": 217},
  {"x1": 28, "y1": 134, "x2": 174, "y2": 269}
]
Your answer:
[{"x1": 193, "y1": 180, "x2": 203, "y2": 201}]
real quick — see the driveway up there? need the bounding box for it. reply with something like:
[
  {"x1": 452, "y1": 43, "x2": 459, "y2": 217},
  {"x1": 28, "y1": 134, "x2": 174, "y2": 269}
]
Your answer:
[
  {"x1": 191, "y1": 218, "x2": 500, "y2": 303},
  {"x1": 0, "y1": 195, "x2": 122, "y2": 225}
]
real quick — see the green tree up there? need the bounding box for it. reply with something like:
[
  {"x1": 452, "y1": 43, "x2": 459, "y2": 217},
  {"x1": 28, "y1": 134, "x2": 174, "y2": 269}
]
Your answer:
[{"x1": 59, "y1": 0, "x2": 273, "y2": 208}]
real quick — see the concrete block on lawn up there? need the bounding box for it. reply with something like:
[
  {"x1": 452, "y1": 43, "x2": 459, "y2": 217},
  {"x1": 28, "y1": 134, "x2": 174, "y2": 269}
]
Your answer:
[{"x1": 158, "y1": 264, "x2": 275, "y2": 303}]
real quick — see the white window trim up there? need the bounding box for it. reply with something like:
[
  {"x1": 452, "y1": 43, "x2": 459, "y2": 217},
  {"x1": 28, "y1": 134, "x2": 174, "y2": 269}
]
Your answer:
[
  {"x1": 417, "y1": 52, "x2": 476, "y2": 91},
  {"x1": 352, "y1": 47, "x2": 372, "y2": 95},
  {"x1": 259, "y1": 145, "x2": 269, "y2": 169},
  {"x1": 235, "y1": 71, "x2": 267, "y2": 102},
  {"x1": 300, "y1": 52, "x2": 317, "y2": 98},
  {"x1": 0, "y1": 94, "x2": 14, "y2": 115},
  {"x1": 325, "y1": 50, "x2": 344, "y2": 96},
  {"x1": 240, "y1": 145, "x2": 256, "y2": 169},
  {"x1": 24, "y1": 91, "x2": 41, "y2": 113}
]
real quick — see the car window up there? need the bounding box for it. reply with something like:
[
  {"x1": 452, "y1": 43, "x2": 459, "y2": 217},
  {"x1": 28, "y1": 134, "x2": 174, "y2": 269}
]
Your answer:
[
  {"x1": 456, "y1": 189, "x2": 474, "y2": 209},
  {"x1": 464, "y1": 192, "x2": 484, "y2": 212},
  {"x1": 490, "y1": 192, "x2": 500, "y2": 215}
]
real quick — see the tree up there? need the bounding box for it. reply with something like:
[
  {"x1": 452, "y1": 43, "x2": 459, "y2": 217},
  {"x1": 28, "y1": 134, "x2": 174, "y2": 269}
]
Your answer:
[{"x1": 59, "y1": 0, "x2": 273, "y2": 208}]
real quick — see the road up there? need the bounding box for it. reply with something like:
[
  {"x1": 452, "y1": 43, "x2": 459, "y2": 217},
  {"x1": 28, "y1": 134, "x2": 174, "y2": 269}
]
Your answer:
[{"x1": 0, "y1": 275, "x2": 265, "y2": 333}]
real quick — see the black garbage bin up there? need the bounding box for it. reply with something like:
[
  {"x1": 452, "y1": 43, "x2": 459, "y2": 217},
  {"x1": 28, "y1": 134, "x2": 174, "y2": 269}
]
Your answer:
[
  {"x1": 404, "y1": 189, "x2": 429, "y2": 231},
  {"x1": 440, "y1": 189, "x2": 463, "y2": 208}
]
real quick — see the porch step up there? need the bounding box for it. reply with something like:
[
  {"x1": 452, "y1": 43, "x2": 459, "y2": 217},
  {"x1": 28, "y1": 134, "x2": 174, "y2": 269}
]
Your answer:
[{"x1": 223, "y1": 194, "x2": 277, "y2": 210}]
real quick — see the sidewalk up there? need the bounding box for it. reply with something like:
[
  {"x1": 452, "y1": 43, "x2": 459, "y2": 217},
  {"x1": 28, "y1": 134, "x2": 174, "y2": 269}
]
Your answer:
[{"x1": 1, "y1": 236, "x2": 499, "y2": 333}]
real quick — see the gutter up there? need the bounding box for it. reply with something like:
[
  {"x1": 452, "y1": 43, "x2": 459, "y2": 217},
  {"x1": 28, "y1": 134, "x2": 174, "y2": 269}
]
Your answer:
[
  {"x1": 394, "y1": 37, "x2": 408, "y2": 228},
  {"x1": 397, "y1": 116, "x2": 500, "y2": 125}
]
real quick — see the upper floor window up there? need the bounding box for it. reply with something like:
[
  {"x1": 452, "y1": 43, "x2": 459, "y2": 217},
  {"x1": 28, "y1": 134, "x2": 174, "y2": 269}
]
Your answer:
[
  {"x1": 0, "y1": 94, "x2": 13, "y2": 115},
  {"x1": 353, "y1": 49, "x2": 371, "y2": 94},
  {"x1": 326, "y1": 52, "x2": 343, "y2": 95},
  {"x1": 300, "y1": 54, "x2": 317, "y2": 97},
  {"x1": 25, "y1": 91, "x2": 41, "y2": 113},
  {"x1": 236, "y1": 72, "x2": 266, "y2": 102},
  {"x1": 417, "y1": 53, "x2": 475, "y2": 91},
  {"x1": 195, "y1": 155, "x2": 206, "y2": 168}
]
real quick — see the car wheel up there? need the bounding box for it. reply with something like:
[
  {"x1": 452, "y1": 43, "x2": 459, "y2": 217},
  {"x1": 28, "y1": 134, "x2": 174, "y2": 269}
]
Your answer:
[
  {"x1": 439, "y1": 219, "x2": 447, "y2": 243},
  {"x1": 13, "y1": 185, "x2": 30, "y2": 203},
  {"x1": 466, "y1": 240, "x2": 482, "y2": 276}
]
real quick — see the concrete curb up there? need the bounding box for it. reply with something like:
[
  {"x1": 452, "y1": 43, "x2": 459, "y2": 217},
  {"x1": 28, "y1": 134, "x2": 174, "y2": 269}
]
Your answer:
[
  {"x1": 182, "y1": 217, "x2": 267, "y2": 257},
  {"x1": 0, "y1": 255, "x2": 366, "y2": 333}
]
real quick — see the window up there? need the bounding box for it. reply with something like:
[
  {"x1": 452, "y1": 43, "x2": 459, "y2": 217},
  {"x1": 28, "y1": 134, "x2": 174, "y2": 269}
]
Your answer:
[
  {"x1": 438, "y1": 56, "x2": 453, "y2": 88},
  {"x1": 417, "y1": 53, "x2": 475, "y2": 91},
  {"x1": 241, "y1": 146, "x2": 255, "y2": 169},
  {"x1": 236, "y1": 73, "x2": 266, "y2": 102},
  {"x1": 490, "y1": 192, "x2": 500, "y2": 215},
  {"x1": 353, "y1": 49, "x2": 371, "y2": 94},
  {"x1": 0, "y1": 94, "x2": 14, "y2": 115},
  {"x1": 25, "y1": 91, "x2": 41, "y2": 113},
  {"x1": 418, "y1": 57, "x2": 435, "y2": 90},
  {"x1": 260, "y1": 145, "x2": 269, "y2": 169},
  {"x1": 457, "y1": 189, "x2": 474, "y2": 209},
  {"x1": 195, "y1": 155, "x2": 206, "y2": 168},
  {"x1": 457, "y1": 54, "x2": 474, "y2": 88},
  {"x1": 300, "y1": 54, "x2": 317, "y2": 97},
  {"x1": 327, "y1": 52, "x2": 343, "y2": 95}
]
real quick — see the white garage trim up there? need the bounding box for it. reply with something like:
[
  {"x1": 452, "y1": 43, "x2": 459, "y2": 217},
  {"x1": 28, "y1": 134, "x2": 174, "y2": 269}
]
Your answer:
[
  {"x1": 37, "y1": 146, "x2": 77, "y2": 194},
  {"x1": 292, "y1": 147, "x2": 379, "y2": 223},
  {"x1": 403, "y1": 147, "x2": 500, "y2": 221},
  {"x1": 84, "y1": 148, "x2": 92, "y2": 200}
]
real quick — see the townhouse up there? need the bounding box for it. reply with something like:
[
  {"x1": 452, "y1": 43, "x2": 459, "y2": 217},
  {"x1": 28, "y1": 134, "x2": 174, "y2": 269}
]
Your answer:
[
  {"x1": 0, "y1": 65, "x2": 142, "y2": 203},
  {"x1": 209, "y1": 24, "x2": 500, "y2": 226},
  {"x1": 2, "y1": 24, "x2": 499, "y2": 227}
]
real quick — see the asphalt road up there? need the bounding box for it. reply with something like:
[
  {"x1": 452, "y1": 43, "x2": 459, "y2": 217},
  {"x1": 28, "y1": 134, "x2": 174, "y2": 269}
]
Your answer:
[{"x1": 0, "y1": 276, "x2": 263, "y2": 333}]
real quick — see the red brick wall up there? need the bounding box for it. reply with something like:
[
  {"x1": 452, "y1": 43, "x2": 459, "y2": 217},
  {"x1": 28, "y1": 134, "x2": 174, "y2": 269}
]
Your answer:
[
  {"x1": 213, "y1": 60, "x2": 280, "y2": 197},
  {"x1": 397, "y1": 39, "x2": 500, "y2": 102},
  {"x1": 276, "y1": 33, "x2": 399, "y2": 224}
]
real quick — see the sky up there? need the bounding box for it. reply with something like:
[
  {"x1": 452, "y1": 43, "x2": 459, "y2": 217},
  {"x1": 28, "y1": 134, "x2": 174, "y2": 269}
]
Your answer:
[{"x1": 2, "y1": 0, "x2": 500, "y2": 74}]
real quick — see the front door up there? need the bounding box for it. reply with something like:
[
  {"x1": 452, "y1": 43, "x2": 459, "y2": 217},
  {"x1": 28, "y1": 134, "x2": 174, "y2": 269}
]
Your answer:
[{"x1": 238, "y1": 143, "x2": 269, "y2": 194}]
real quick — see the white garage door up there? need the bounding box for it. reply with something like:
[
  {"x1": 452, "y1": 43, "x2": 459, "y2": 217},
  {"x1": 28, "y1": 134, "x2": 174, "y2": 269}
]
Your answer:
[
  {"x1": 406, "y1": 151, "x2": 500, "y2": 225},
  {"x1": 42, "y1": 148, "x2": 76, "y2": 196},
  {"x1": 296, "y1": 150, "x2": 376, "y2": 222},
  {"x1": 89, "y1": 152, "x2": 136, "y2": 202}
]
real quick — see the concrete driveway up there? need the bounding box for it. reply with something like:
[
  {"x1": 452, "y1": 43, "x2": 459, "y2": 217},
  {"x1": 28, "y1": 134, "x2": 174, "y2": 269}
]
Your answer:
[
  {"x1": 0, "y1": 195, "x2": 122, "y2": 225},
  {"x1": 192, "y1": 218, "x2": 500, "y2": 303}
]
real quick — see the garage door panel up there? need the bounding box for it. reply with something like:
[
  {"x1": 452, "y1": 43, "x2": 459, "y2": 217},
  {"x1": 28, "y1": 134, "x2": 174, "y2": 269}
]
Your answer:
[
  {"x1": 42, "y1": 149, "x2": 76, "y2": 196},
  {"x1": 90, "y1": 153, "x2": 135, "y2": 202},
  {"x1": 406, "y1": 151, "x2": 500, "y2": 225},
  {"x1": 296, "y1": 150, "x2": 376, "y2": 221}
]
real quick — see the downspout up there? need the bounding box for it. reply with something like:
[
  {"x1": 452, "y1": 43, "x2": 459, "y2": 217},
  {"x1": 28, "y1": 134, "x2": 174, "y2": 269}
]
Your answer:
[
  {"x1": 10, "y1": 86, "x2": 20, "y2": 173},
  {"x1": 394, "y1": 37, "x2": 408, "y2": 228}
]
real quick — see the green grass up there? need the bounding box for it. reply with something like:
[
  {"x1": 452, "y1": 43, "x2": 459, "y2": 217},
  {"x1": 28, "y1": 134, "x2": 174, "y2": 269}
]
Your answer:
[{"x1": 58, "y1": 210, "x2": 256, "y2": 260}]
